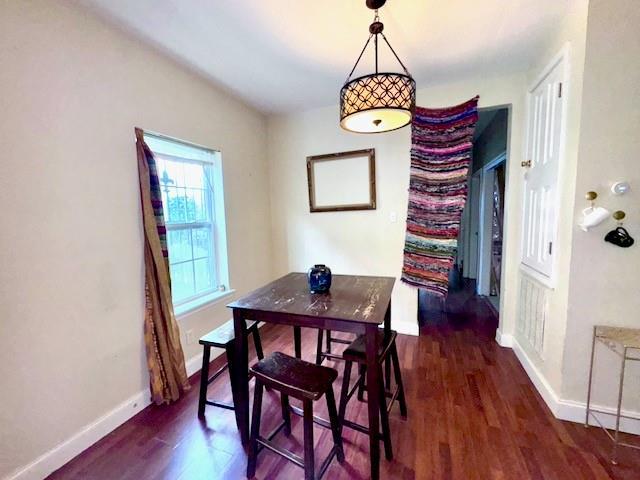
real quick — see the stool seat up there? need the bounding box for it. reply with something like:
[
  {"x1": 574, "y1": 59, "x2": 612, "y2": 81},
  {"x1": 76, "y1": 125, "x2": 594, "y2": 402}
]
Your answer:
[
  {"x1": 199, "y1": 319, "x2": 259, "y2": 348},
  {"x1": 251, "y1": 352, "x2": 337, "y2": 401},
  {"x1": 343, "y1": 331, "x2": 398, "y2": 362}
]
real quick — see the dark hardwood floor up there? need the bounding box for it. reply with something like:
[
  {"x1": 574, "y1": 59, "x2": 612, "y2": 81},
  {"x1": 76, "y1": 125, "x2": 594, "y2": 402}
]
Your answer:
[{"x1": 48, "y1": 296, "x2": 639, "y2": 479}]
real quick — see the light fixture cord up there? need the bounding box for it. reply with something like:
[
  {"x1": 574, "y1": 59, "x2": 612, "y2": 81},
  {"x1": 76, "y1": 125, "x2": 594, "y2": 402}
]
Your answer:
[
  {"x1": 345, "y1": 33, "x2": 373, "y2": 82},
  {"x1": 380, "y1": 32, "x2": 411, "y2": 76},
  {"x1": 374, "y1": 9, "x2": 379, "y2": 74},
  {"x1": 344, "y1": 7, "x2": 411, "y2": 83}
]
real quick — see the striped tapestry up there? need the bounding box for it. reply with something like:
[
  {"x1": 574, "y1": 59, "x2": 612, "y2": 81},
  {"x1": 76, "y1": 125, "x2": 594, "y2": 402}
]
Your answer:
[{"x1": 401, "y1": 96, "x2": 479, "y2": 297}]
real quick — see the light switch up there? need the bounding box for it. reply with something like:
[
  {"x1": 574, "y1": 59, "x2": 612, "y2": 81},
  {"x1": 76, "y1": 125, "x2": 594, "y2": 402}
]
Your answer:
[{"x1": 389, "y1": 211, "x2": 397, "y2": 223}]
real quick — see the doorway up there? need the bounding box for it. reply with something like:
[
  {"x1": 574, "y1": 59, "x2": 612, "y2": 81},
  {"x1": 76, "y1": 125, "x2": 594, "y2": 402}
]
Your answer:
[{"x1": 419, "y1": 106, "x2": 509, "y2": 324}]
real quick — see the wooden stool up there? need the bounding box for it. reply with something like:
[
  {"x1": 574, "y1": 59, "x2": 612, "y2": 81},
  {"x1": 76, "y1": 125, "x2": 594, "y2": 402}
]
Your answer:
[
  {"x1": 338, "y1": 331, "x2": 407, "y2": 460},
  {"x1": 316, "y1": 329, "x2": 393, "y2": 393},
  {"x1": 315, "y1": 329, "x2": 353, "y2": 364},
  {"x1": 247, "y1": 352, "x2": 344, "y2": 480},
  {"x1": 197, "y1": 319, "x2": 263, "y2": 417}
]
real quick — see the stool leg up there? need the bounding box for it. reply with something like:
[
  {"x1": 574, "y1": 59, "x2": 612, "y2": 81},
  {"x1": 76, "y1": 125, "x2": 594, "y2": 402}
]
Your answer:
[
  {"x1": 226, "y1": 342, "x2": 242, "y2": 409},
  {"x1": 197, "y1": 345, "x2": 211, "y2": 418},
  {"x1": 338, "y1": 360, "x2": 353, "y2": 434},
  {"x1": 281, "y1": 393, "x2": 291, "y2": 436},
  {"x1": 391, "y1": 342, "x2": 407, "y2": 418},
  {"x1": 385, "y1": 357, "x2": 392, "y2": 391},
  {"x1": 247, "y1": 380, "x2": 264, "y2": 478},
  {"x1": 303, "y1": 399, "x2": 315, "y2": 480},
  {"x1": 357, "y1": 364, "x2": 367, "y2": 401},
  {"x1": 294, "y1": 326, "x2": 302, "y2": 359},
  {"x1": 326, "y1": 330, "x2": 332, "y2": 354},
  {"x1": 252, "y1": 326, "x2": 264, "y2": 360},
  {"x1": 326, "y1": 388, "x2": 345, "y2": 463},
  {"x1": 316, "y1": 329, "x2": 324, "y2": 365},
  {"x1": 379, "y1": 376, "x2": 393, "y2": 460}
]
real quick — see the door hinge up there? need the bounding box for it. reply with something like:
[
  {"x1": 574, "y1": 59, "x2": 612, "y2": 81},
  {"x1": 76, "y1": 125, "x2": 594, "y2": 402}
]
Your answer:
[
  {"x1": 558, "y1": 83, "x2": 563, "y2": 98},
  {"x1": 548, "y1": 242, "x2": 553, "y2": 255}
]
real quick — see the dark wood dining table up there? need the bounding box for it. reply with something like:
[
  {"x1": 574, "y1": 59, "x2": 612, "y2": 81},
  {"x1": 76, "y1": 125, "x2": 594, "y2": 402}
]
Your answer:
[{"x1": 227, "y1": 272, "x2": 395, "y2": 480}]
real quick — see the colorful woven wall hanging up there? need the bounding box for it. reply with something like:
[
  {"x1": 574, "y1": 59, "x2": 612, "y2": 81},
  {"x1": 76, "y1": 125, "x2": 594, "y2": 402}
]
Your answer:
[{"x1": 401, "y1": 96, "x2": 479, "y2": 297}]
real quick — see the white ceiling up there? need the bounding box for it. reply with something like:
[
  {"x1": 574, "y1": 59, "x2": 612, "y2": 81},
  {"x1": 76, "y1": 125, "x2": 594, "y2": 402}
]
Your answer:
[{"x1": 75, "y1": 0, "x2": 570, "y2": 113}]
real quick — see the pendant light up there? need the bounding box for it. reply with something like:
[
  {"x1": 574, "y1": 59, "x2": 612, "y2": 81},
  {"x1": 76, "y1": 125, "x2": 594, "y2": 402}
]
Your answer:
[{"x1": 340, "y1": 0, "x2": 416, "y2": 133}]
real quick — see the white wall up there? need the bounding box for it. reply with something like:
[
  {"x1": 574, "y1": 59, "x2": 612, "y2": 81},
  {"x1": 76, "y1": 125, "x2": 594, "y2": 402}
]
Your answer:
[
  {"x1": 562, "y1": 0, "x2": 640, "y2": 412},
  {"x1": 508, "y1": 0, "x2": 640, "y2": 432},
  {"x1": 0, "y1": 2, "x2": 272, "y2": 478},
  {"x1": 267, "y1": 73, "x2": 526, "y2": 337}
]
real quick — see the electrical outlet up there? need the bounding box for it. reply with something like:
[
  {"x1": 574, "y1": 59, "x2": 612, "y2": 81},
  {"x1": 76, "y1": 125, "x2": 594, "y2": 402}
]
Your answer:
[{"x1": 186, "y1": 329, "x2": 194, "y2": 345}]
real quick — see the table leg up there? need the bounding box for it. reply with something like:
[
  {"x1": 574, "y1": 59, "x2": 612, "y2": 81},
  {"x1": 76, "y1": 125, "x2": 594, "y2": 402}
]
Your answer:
[
  {"x1": 384, "y1": 301, "x2": 392, "y2": 387},
  {"x1": 384, "y1": 300, "x2": 392, "y2": 338},
  {"x1": 294, "y1": 326, "x2": 302, "y2": 359},
  {"x1": 232, "y1": 309, "x2": 250, "y2": 447},
  {"x1": 365, "y1": 324, "x2": 381, "y2": 480},
  {"x1": 612, "y1": 347, "x2": 628, "y2": 465},
  {"x1": 585, "y1": 326, "x2": 597, "y2": 427}
]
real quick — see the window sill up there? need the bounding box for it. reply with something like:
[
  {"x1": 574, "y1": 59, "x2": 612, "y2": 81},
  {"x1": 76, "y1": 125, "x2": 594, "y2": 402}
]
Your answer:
[{"x1": 175, "y1": 289, "x2": 236, "y2": 320}]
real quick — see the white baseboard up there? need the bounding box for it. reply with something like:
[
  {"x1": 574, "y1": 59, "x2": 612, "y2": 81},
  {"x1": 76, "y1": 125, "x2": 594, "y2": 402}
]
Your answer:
[
  {"x1": 6, "y1": 349, "x2": 211, "y2": 480},
  {"x1": 510, "y1": 335, "x2": 640, "y2": 435},
  {"x1": 510, "y1": 336, "x2": 564, "y2": 415},
  {"x1": 185, "y1": 351, "x2": 205, "y2": 377},
  {"x1": 6, "y1": 389, "x2": 152, "y2": 480},
  {"x1": 5, "y1": 317, "x2": 266, "y2": 480},
  {"x1": 393, "y1": 320, "x2": 419, "y2": 336},
  {"x1": 495, "y1": 329, "x2": 513, "y2": 347},
  {"x1": 557, "y1": 398, "x2": 640, "y2": 434}
]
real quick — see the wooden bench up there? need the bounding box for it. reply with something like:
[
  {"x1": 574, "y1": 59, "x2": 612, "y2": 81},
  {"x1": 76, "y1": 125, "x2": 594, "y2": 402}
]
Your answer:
[{"x1": 197, "y1": 319, "x2": 263, "y2": 417}]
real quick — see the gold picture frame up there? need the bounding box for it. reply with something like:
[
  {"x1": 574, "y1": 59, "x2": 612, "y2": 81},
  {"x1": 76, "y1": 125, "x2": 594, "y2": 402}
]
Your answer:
[{"x1": 306, "y1": 149, "x2": 376, "y2": 213}]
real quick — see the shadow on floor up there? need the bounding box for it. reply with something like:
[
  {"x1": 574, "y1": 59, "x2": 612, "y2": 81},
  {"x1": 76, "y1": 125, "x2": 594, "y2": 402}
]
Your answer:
[{"x1": 418, "y1": 278, "x2": 498, "y2": 337}]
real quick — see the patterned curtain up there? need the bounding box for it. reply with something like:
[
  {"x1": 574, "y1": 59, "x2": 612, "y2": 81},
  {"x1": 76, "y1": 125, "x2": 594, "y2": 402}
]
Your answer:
[
  {"x1": 401, "y1": 97, "x2": 479, "y2": 297},
  {"x1": 135, "y1": 128, "x2": 189, "y2": 404}
]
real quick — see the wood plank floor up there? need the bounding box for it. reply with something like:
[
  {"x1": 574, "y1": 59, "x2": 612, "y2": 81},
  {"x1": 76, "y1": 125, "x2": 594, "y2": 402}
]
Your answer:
[{"x1": 49, "y1": 294, "x2": 639, "y2": 479}]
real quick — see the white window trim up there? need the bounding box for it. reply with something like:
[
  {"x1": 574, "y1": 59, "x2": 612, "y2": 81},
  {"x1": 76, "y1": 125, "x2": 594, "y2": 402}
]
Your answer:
[
  {"x1": 143, "y1": 131, "x2": 231, "y2": 315},
  {"x1": 175, "y1": 288, "x2": 236, "y2": 319}
]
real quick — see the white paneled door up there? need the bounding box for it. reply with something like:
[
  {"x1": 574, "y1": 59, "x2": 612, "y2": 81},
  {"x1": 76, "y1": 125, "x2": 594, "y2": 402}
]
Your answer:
[{"x1": 521, "y1": 53, "x2": 566, "y2": 281}]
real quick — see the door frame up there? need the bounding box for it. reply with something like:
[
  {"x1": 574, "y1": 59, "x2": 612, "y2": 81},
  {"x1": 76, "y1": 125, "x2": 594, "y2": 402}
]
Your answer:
[
  {"x1": 463, "y1": 170, "x2": 482, "y2": 279},
  {"x1": 477, "y1": 152, "x2": 507, "y2": 295}
]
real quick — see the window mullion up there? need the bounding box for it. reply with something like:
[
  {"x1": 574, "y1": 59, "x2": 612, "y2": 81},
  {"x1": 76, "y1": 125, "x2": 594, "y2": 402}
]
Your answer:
[{"x1": 189, "y1": 227, "x2": 197, "y2": 294}]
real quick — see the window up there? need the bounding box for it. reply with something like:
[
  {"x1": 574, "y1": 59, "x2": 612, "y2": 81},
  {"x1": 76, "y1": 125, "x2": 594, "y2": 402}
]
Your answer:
[{"x1": 144, "y1": 133, "x2": 230, "y2": 315}]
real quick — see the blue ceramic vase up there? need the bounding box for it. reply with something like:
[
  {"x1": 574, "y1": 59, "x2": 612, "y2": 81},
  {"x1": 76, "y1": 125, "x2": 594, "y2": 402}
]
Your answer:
[{"x1": 307, "y1": 264, "x2": 332, "y2": 293}]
